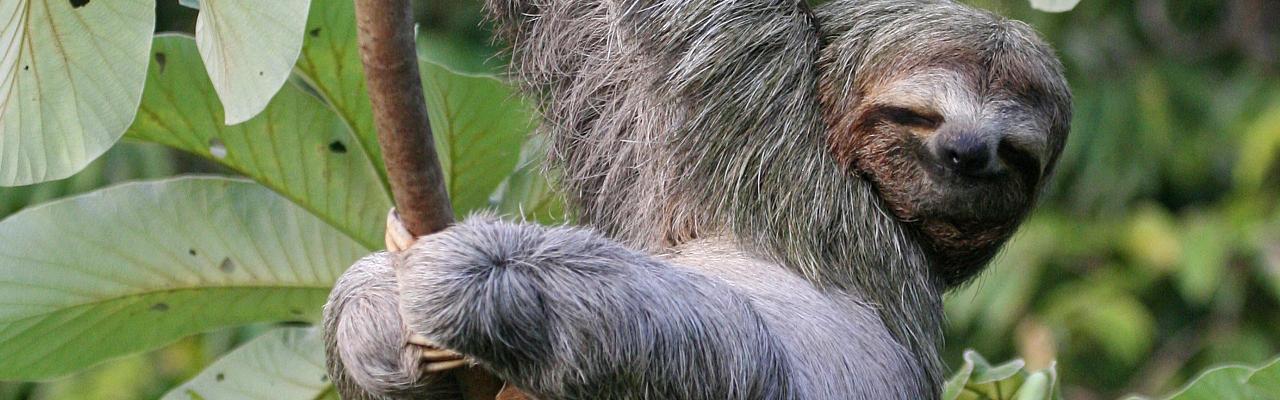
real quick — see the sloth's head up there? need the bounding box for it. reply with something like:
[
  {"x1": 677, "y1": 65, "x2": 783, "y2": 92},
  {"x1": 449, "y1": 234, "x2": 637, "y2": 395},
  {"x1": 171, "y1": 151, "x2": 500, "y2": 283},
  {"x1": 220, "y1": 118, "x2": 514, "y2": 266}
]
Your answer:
[{"x1": 817, "y1": 0, "x2": 1072, "y2": 283}]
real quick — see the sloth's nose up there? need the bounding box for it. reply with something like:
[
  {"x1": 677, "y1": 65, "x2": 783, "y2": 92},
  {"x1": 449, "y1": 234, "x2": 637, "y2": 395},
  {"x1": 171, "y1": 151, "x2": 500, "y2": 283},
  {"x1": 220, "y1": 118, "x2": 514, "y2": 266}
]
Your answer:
[{"x1": 935, "y1": 135, "x2": 1001, "y2": 177}]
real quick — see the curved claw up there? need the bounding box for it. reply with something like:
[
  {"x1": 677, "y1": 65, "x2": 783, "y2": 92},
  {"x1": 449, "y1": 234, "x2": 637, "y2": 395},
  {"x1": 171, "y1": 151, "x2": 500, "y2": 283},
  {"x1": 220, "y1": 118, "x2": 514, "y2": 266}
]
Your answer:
[
  {"x1": 384, "y1": 208, "x2": 417, "y2": 252},
  {"x1": 408, "y1": 333, "x2": 469, "y2": 372},
  {"x1": 407, "y1": 333, "x2": 436, "y2": 347},
  {"x1": 424, "y1": 359, "x2": 469, "y2": 373}
]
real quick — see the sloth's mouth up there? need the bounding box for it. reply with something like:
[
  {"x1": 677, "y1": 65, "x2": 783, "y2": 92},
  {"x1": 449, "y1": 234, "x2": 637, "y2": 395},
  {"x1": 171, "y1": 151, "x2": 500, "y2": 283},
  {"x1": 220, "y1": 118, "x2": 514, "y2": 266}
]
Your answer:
[
  {"x1": 997, "y1": 139, "x2": 1043, "y2": 190},
  {"x1": 914, "y1": 160, "x2": 1031, "y2": 222}
]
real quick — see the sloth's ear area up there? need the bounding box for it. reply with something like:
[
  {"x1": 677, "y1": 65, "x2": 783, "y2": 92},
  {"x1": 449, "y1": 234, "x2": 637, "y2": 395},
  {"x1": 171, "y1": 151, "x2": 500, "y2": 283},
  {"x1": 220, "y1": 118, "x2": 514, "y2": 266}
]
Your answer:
[{"x1": 821, "y1": 89, "x2": 892, "y2": 171}]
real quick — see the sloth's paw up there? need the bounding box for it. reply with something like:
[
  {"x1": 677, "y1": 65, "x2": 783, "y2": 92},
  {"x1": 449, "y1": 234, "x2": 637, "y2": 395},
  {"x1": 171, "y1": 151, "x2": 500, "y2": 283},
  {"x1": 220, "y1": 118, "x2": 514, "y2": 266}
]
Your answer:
[
  {"x1": 407, "y1": 333, "x2": 471, "y2": 372},
  {"x1": 384, "y1": 208, "x2": 416, "y2": 252}
]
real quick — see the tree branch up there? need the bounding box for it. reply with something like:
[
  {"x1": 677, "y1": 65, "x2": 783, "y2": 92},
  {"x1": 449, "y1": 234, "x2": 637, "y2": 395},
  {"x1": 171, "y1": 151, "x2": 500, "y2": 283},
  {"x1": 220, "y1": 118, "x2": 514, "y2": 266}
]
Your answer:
[
  {"x1": 351, "y1": 0, "x2": 515, "y2": 399},
  {"x1": 355, "y1": 0, "x2": 453, "y2": 236}
]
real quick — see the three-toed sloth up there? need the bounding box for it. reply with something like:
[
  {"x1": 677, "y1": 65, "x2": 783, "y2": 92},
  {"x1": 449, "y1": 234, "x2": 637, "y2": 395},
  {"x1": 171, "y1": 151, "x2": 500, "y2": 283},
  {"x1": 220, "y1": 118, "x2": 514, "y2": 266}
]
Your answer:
[{"x1": 324, "y1": 0, "x2": 1072, "y2": 398}]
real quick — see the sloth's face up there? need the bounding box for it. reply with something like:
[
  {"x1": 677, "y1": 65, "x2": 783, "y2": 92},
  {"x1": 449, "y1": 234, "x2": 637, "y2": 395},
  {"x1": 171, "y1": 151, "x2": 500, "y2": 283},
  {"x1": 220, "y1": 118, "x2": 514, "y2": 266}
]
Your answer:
[
  {"x1": 866, "y1": 69, "x2": 1053, "y2": 223},
  {"x1": 828, "y1": 65, "x2": 1069, "y2": 277}
]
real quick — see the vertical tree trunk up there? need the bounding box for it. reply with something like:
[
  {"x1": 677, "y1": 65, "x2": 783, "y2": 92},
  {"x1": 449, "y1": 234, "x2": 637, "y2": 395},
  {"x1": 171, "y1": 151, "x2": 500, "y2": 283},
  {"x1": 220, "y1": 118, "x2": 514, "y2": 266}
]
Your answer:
[
  {"x1": 354, "y1": 0, "x2": 453, "y2": 236},
  {"x1": 350, "y1": 0, "x2": 513, "y2": 398}
]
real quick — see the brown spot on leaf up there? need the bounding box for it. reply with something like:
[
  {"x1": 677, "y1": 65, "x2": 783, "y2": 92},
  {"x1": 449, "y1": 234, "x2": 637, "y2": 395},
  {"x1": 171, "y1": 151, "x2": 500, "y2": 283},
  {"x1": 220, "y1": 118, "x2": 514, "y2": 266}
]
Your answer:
[
  {"x1": 151, "y1": 303, "x2": 169, "y2": 311},
  {"x1": 188, "y1": 248, "x2": 197, "y2": 256}
]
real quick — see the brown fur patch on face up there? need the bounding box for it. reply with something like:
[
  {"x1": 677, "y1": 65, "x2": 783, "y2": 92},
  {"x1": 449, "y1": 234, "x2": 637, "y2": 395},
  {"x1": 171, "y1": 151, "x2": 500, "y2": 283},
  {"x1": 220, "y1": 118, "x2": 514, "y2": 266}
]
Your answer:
[{"x1": 820, "y1": 79, "x2": 1024, "y2": 285}]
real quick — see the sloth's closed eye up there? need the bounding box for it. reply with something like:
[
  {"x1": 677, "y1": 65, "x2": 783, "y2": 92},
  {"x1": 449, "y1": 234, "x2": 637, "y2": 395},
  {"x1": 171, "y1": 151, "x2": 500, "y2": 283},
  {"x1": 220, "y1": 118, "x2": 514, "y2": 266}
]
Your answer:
[{"x1": 881, "y1": 106, "x2": 941, "y2": 128}]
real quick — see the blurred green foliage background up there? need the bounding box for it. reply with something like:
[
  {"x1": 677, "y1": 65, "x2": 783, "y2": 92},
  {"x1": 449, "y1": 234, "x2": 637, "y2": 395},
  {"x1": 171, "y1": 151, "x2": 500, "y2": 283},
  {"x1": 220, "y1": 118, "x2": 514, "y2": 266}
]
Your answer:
[{"x1": 2, "y1": 0, "x2": 1278, "y2": 399}]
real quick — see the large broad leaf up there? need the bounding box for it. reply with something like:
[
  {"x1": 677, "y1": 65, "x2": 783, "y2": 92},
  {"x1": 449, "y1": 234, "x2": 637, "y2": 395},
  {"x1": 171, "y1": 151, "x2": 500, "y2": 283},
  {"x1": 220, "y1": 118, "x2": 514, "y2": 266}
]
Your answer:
[
  {"x1": 1246, "y1": 358, "x2": 1280, "y2": 397},
  {"x1": 0, "y1": 177, "x2": 367, "y2": 379},
  {"x1": 1129, "y1": 357, "x2": 1280, "y2": 400},
  {"x1": 0, "y1": 0, "x2": 154, "y2": 186},
  {"x1": 290, "y1": 0, "x2": 535, "y2": 214},
  {"x1": 292, "y1": 0, "x2": 384, "y2": 187},
  {"x1": 422, "y1": 61, "x2": 535, "y2": 215},
  {"x1": 127, "y1": 35, "x2": 390, "y2": 249},
  {"x1": 162, "y1": 327, "x2": 335, "y2": 400},
  {"x1": 194, "y1": 0, "x2": 312, "y2": 124}
]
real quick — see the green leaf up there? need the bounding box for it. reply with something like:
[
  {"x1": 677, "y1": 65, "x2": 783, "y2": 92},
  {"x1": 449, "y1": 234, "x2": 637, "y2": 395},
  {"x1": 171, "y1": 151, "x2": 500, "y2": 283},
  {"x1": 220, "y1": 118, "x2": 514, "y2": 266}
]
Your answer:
[
  {"x1": 1245, "y1": 358, "x2": 1280, "y2": 396},
  {"x1": 162, "y1": 327, "x2": 334, "y2": 400},
  {"x1": 292, "y1": 0, "x2": 536, "y2": 214},
  {"x1": 0, "y1": 142, "x2": 177, "y2": 221},
  {"x1": 194, "y1": 0, "x2": 312, "y2": 124},
  {"x1": 0, "y1": 177, "x2": 366, "y2": 379},
  {"x1": 127, "y1": 35, "x2": 391, "y2": 249},
  {"x1": 943, "y1": 355, "x2": 976, "y2": 400},
  {"x1": 1167, "y1": 366, "x2": 1256, "y2": 400},
  {"x1": 0, "y1": 0, "x2": 154, "y2": 186},
  {"x1": 1159, "y1": 357, "x2": 1280, "y2": 400},
  {"x1": 1013, "y1": 372, "x2": 1050, "y2": 400},
  {"x1": 416, "y1": 32, "x2": 502, "y2": 75},
  {"x1": 422, "y1": 60, "x2": 536, "y2": 215},
  {"x1": 1028, "y1": 0, "x2": 1081, "y2": 12},
  {"x1": 1125, "y1": 203, "x2": 1181, "y2": 273},
  {"x1": 1176, "y1": 213, "x2": 1230, "y2": 305},
  {"x1": 944, "y1": 351, "x2": 1061, "y2": 400},
  {"x1": 496, "y1": 136, "x2": 566, "y2": 224},
  {"x1": 969, "y1": 352, "x2": 1027, "y2": 384},
  {"x1": 1234, "y1": 96, "x2": 1280, "y2": 193},
  {"x1": 293, "y1": 0, "x2": 384, "y2": 187},
  {"x1": 1045, "y1": 282, "x2": 1155, "y2": 364}
]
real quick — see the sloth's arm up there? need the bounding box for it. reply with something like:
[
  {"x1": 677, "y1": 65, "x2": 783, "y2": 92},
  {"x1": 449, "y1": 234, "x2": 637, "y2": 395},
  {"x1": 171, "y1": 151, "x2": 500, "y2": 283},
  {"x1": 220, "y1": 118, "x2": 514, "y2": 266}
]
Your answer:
[{"x1": 395, "y1": 217, "x2": 795, "y2": 399}]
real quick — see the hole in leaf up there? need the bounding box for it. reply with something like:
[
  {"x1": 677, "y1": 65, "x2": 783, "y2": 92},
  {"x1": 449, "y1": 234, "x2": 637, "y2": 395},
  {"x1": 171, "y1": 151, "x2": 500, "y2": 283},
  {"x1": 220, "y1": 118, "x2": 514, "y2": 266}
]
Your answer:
[
  {"x1": 155, "y1": 52, "x2": 166, "y2": 73},
  {"x1": 219, "y1": 258, "x2": 236, "y2": 273},
  {"x1": 328, "y1": 141, "x2": 347, "y2": 154},
  {"x1": 22, "y1": 65, "x2": 28, "y2": 71},
  {"x1": 188, "y1": 248, "x2": 197, "y2": 256},
  {"x1": 215, "y1": 373, "x2": 225, "y2": 382},
  {"x1": 69, "y1": 0, "x2": 89, "y2": 8},
  {"x1": 208, "y1": 138, "x2": 227, "y2": 159},
  {"x1": 258, "y1": 71, "x2": 264, "y2": 76},
  {"x1": 309, "y1": 28, "x2": 321, "y2": 37}
]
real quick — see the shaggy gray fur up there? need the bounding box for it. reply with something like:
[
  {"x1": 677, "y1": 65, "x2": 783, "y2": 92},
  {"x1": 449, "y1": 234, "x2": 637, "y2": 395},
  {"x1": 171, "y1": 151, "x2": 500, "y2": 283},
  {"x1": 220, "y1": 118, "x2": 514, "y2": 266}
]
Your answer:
[
  {"x1": 399, "y1": 217, "x2": 801, "y2": 398},
  {"x1": 323, "y1": 0, "x2": 1070, "y2": 398},
  {"x1": 324, "y1": 252, "x2": 460, "y2": 399}
]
